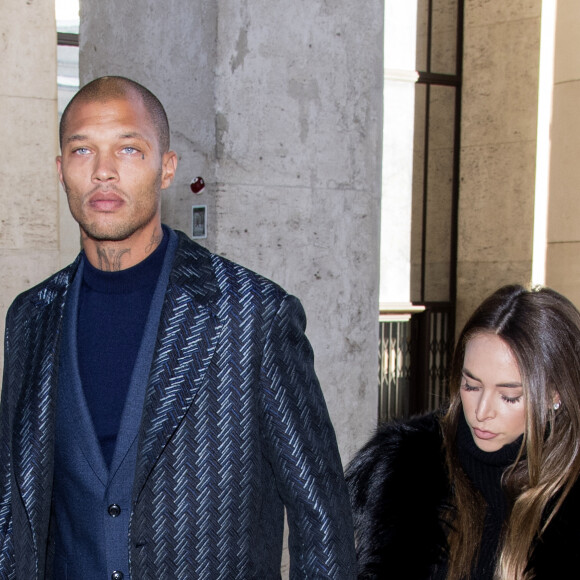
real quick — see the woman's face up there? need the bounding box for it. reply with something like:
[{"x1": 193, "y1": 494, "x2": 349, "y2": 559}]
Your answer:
[{"x1": 460, "y1": 333, "x2": 525, "y2": 452}]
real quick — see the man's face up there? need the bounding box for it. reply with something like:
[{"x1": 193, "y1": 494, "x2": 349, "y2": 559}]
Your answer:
[{"x1": 57, "y1": 94, "x2": 176, "y2": 243}]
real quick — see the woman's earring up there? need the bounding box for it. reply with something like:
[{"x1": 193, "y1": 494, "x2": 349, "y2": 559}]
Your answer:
[{"x1": 554, "y1": 401, "x2": 561, "y2": 411}]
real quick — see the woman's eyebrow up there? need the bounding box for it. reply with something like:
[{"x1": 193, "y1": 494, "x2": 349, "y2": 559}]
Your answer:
[
  {"x1": 462, "y1": 368, "x2": 522, "y2": 388},
  {"x1": 462, "y1": 368, "x2": 480, "y2": 382},
  {"x1": 496, "y1": 382, "x2": 523, "y2": 388}
]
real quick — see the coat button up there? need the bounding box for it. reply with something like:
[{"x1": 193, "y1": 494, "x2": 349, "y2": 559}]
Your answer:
[
  {"x1": 111, "y1": 571, "x2": 124, "y2": 580},
  {"x1": 108, "y1": 504, "x2": 121, "y2": 517}
]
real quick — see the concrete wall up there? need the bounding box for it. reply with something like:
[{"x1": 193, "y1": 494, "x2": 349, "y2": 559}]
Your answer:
[
  {"x1": 0, "y1": 0, "x2": 62, "y2": 370},
  {"x1": 545, "y1": 0, "x2": 580, "y2": 304},
  {"x1": 456, "y1": 0, "x2": 542, "y2": 331},
  {"x1": 80, "y1": 0, "x2": 383, "y2": 464}
]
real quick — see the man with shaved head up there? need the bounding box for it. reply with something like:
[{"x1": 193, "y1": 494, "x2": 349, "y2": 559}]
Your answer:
[{"x1": 0, "y1": 76, "x2": 356, "y2": 579}]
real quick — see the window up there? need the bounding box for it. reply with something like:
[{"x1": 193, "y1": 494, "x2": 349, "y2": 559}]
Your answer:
[
  {"x1": 379, "y1": 0, "x2": 464, "y2": 421},
  {"x1": 56, "y1": 0, "x2": 79, "y2": 117},
  {"x1": 412, "y1": 0, "x2": 463, "y2": 306}
]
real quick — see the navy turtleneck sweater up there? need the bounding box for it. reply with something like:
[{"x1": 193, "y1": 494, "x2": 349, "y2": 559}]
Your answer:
[
  {"x1": 456, "y1": 413, "x2": 523, "y2": 580},
  {"x1": 77, "y1": 230, "x2": 169, "y2": 467}
]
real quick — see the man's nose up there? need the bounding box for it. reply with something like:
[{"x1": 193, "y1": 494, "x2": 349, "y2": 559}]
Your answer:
[{"x1": 92, "y1": 153, "x2": 118, "y2": 182}]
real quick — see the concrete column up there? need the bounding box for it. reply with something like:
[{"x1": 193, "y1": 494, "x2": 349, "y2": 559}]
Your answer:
[
  {"x1": 80, "y1": 0, "x2": 383, "y2": 463},
  {"x1": 545, "y1": 0, "x2": 580, "y2": 306},
  {"x1": 0, "y1": 0, "x2": 61, "y2": 370},
  {"x1": 456, "y1": 1, "x2": 541, "y2": 330}
]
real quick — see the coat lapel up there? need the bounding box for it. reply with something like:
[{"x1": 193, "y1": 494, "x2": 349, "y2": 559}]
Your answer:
[
  {"x1": 133, "y1": 233, "x2": 222, "y2": 497},
  {"x1": 12, "y1": 262, "x2": 78, "y2": 556}
]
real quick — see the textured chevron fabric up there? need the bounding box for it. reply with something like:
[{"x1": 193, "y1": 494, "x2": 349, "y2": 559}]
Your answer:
[{"x1": 0, "y1": 228, "x2": 357, "y2": 579}]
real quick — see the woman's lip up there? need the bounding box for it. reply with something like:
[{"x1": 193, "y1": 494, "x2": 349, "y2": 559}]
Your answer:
[{"x1": 473, "y1": 428, "x2": 498, "y2": 440}]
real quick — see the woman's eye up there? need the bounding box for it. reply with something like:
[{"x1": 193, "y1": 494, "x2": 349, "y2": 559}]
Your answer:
[
  {"x1": 501, "y1": 394, "x2": 523, "y2": 404},
  {"x1": 462, "y1": 383, "x2": 478, "y2": 392}
]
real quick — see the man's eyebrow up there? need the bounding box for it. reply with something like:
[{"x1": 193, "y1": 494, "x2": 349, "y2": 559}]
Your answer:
[
  {"x1": 64, "y1": 131, "x2": 148, "y2": 144},
  {"x1": 64, "y1": 134, "x2": 88, "y2": 144},
  {"x1": 118, "y1": 131, "x2": 147, "y2": 140}
]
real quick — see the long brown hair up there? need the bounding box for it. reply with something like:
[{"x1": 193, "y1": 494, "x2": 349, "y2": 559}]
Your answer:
[{"x1": 442, "y1": 285, "x2": 580, "y2": 580}]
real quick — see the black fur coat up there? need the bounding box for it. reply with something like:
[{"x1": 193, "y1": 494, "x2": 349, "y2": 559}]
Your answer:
[{"x1": 346, "y1": 412, "x2": 580, "y2": 579}]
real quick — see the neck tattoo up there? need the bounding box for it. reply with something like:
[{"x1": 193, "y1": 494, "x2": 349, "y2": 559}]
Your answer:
[
  {"x1": 145, "y1": 229, "x2": 162, "y2": 255},
  {"x1": 96, "y1": 247, "x2": 131, "y2": 271}
]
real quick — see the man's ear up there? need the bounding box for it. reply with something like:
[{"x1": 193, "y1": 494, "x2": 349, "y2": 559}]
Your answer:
[
  {"x1": 160, "y1": 151, "x2": 178, "y2": 190},
  {"x1": 56, "y1": 155, "x2": 65, "y2": 188}
]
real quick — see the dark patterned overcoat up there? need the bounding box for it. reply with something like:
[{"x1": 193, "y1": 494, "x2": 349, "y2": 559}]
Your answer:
[{"x1": 0, "y1": 229, "x2": 356, "y2": 579}]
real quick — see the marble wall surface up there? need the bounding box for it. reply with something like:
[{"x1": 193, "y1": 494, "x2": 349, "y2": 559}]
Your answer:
[
  {"x1": 0, "y1": 0, "x2": 63, "y2": 372},
  {"x1": 456, "y1": 0, "x2": 542, "y2": 331},
  {"x1": 546, "y1": 1, "x2": 580, "y2": 305}
]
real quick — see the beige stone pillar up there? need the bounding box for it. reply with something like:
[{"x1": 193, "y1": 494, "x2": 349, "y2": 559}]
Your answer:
[
  {"x1": 456, "y1": 1, "x2": 542, "y2": 331},
  {"x1": 545, "y1": 1, "x2": 580, "y2": 306},
  {"x1": 0, "y1": 0, "x2": 63, "y2": 371}
]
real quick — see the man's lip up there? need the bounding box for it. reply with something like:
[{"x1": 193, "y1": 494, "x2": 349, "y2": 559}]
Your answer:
[
  {"x1": 88, "y1": 191, "x2": 124, "y2": 211},
  {"x1": 473, "y1": 427, "x2": 498, "y2": 440}
]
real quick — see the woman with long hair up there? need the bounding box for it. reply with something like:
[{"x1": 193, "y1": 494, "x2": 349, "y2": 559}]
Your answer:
[{"x1": 346, "y1": 284, "x2": 580, "y2": 579}]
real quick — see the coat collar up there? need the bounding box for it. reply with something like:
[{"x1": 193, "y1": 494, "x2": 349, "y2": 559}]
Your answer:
[{"x1": 167, "y1": 230, "x2": 221, "y2": 307}]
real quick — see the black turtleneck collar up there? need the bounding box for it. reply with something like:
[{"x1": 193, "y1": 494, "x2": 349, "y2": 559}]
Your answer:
[
  {"x1": 456, "y1": 413, "x2": 524, "y2": 579},
  {"x1": 81, "y1": 226, "x2": 169, "y2": 295},
  {"x1": 457, "y1": 411, "x2": 523, "y2": 509}
]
